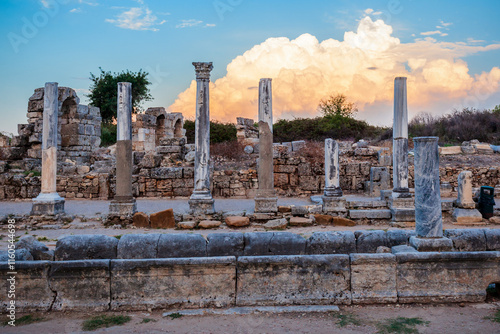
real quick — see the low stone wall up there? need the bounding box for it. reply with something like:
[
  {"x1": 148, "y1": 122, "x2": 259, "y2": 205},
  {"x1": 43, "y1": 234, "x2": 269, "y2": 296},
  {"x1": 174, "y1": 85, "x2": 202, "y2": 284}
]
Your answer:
[{"x1": 2, "y1": 250, "x2": 499, "y2": 312}]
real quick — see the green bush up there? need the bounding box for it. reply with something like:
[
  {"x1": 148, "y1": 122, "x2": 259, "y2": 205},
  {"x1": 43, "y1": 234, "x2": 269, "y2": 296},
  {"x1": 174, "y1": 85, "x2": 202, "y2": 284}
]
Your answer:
[
  {"x1": 101, "y1": 123, "x2": 117, "y2": 147},
  {"x1": 184, "y1": 120, "x2": 236, "y2": 144}
]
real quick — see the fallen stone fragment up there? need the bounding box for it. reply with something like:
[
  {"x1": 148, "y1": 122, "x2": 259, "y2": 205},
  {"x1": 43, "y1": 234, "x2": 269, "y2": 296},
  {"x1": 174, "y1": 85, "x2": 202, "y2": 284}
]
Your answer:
[
  {"x1": 132, "y1": 212, "x2": 149, "y2": 228},
  {"x1": 289, "y1": 217, "x2": 313, "y2": 226},
  {"x1": 178, "y1": 221, "x2": 197, "y2": 229},
  {"x1": 198, "y1": 220, "x2": 222, "y2": 229},
  {"x1": 225, "y1": 216, "x2": 250, "y2": 227},
  {"x1": 332, "y1": 217, "x2": 356, "y2": 226},
  {"x1": 150, "y1": 209, "x2": 175, "y2": 229},
  {"x1": 263, "y1": 218, "x2": 288, "y2": 230},
  {"x1": 314, "y1": 214, "x2": 333, "y2": 225}
]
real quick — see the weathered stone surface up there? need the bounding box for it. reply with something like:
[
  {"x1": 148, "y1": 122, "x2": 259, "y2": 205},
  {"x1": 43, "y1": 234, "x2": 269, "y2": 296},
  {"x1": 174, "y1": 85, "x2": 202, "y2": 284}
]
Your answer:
[
  {"x1": 49, "y1": 260, "x2": 110, "y2": 311},
  {"x1": 439, "y1": 146, "x2": 462, "y2": 155},
  {"x1": 332, "y1": 217, "x2": 356, "y2": 226},
  {"x1": 350, "y1": 253, "x2": 397, "y2": 304},
  {"x1": 16, "y1": 235, "x2": 52, "y2": 260},
  {"x1": 291, "y1": 205, "x2": 309, "y2": 216},
  {"x1": 489, "y1": 217, "x2": 500, "y2": 225},
  {"x1": 0, "y1": 261, "x2": 54, "y2": 312},
  {"x1": 207, "y1": 233, "x2": 244, "y2": 257},
  {"x1": 198, "y1": 220, "x2": 222, "y2": 229},
  {"x1": 0, "y1": 249, "x2": 34, "y2": 261},
  {"x1": 157, "y1": 234, "x2": 207, "y2": 258},
  {"x1": 376, "y1": 246, "x2": 391, "y2": 253},
  {"x1": 225, "y1": 216, "x2": 250, "y2": 227},
  {"x1": 386, "y1": 230, "x2": 415, "y2": 247},
  {"x1": 236, "y1": 255, "x2": 351, "y2": 306},
  {"x1": 350, "y1": 209, "x2": 391, "y2": 219},
  {"x1": 444, "y1": 229, "x2": 486, "y2": 252},
  {"x1": 452, "y1": 208, "x2": 483, "y2": 223},
  {"x1": 178, "y1": 221, "x2": 197, "y2": 229},
  {"x1": 409, "y1": 236, "x2": 453, "y2": 252},
  {"x1": 306, "y1": 231, "x2": 356, "y2": 254},
  {"x1": 391, "y1": 245, "x2": 418, "y2": 254},
  {"x1": 55, "y1": 235, "x2": 118, "y2": 261},
  {"x1": 455, "y1": 171, "x2": 476, "y2": 209},
  {"x1": 263, "y1": 218, "x2": 288, "y2": 230},
  {"x1": 323, "y1": 139, "x2": 343, "y2": 197},
  {"x1": 117, "y1": 234, "x2": 161, "y2": 259},
  {"x1": 396, "y1": 251, "x2": 500, "y2": 303},
  {"x1": 111, "y1": 257, "x2": 236, "y2": 310},
  {"x1": 484, "y1": 229, "x2": 500, "y2": 251},
  {"x1": 355, "y1": 230, "x2": 389, "y2": 253},
  {"x1": 289, "y1": 217, "x2": 313, "y2": 226},
  {"x1": 314, "y1": 214, "x2": 333, "y2": 225},
  {"x1": 243, "y1": 232, "x2": 306, "y2": 256},
  {"x1": 150, "y1": 208, "x2": 176, "y2": 229},
  {"x1": 132, "y1": 212, "x2": 149, "y2": 228},
  {"x1": 368, "y1": 167, "x2": 390, "y2": 197}
]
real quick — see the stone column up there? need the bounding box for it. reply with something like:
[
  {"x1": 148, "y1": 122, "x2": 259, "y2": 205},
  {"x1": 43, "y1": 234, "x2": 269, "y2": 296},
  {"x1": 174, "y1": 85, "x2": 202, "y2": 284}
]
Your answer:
[
  {"x1": 31, "y1": 82, "x2": 65, "y2": 215},
  {"x1": 255, "y1": 78, "x2": 278, "y2": 213},
  {"x1": 109, "y1": 82, "x2": 137, "y2": 216},
  {"x1": 452, "y1": 170, "x2": 482, "y2": 223},
  {"x1": 189, "y1": 62, "x2": 215, "y2": 215},
  {"x1": 410, "y1": 137, "x2": 452, "y2": 251},
  {"x1": 392, "y1": 77, "x2": 410, "y2": 198},
  {"x1": 322, "y1": 139, "x2": 346, "y2": 214}
]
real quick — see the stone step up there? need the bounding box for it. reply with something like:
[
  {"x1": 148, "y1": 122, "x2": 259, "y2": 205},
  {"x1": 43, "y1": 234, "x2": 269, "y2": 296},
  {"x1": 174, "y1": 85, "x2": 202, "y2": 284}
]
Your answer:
[
  {"x1": 349, "y1": 209, "x2": 391, "y2": 219},
  {"x1": 347, "y1": 199, "x2": 387, "y2": 209}
]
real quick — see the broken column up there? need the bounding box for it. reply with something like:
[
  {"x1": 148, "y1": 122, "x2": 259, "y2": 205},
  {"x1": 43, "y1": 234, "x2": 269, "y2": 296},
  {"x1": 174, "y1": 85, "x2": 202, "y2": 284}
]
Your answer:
[
  {"x1": 254, "y1": 78, "x2": 278, "y2": 213},
  {"x1": 410, "y1": 137, "x2": 452, "y2": 251},
  {"x1": 390, "y1": 77, "x2": 415, "y2": 223},
  {"x1": 109, "y1": 82, "x2": 137, "y2": 216},
  {"x1": 189, "y1": 62, "x2": 215, "y2": 214},
  {"x1": 322, "y1": 139, "x2": 347, "y2": 215},
  {"x1": 31, "y1": 82, "x2": 65, "y2": 215},
  {"x1": 452, "y1": 171, "x2": 482, "y2": 223}
]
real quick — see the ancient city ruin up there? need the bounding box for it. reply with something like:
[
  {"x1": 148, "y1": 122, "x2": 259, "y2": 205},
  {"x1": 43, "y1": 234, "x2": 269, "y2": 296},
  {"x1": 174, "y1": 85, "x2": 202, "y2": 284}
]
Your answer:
[{"x1": 1, "y1": 65, "x2": 499, "y2": 315}]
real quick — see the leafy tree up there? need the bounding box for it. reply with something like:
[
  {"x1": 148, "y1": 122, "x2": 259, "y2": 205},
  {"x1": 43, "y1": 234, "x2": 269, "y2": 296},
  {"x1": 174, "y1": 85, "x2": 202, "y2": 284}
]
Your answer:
[
  {"x1": 88, "y1": 68, "x2": 153, "y2": 122},
  {"x1": 318, "y1": 93, "x2": 358, "y2": 118}
]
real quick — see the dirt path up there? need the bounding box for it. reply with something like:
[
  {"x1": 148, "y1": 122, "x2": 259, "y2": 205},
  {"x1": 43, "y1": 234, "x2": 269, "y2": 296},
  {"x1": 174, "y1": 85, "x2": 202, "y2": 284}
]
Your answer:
[{"x1": 3, "y1": 304, "x2": 499, "y2": 334}]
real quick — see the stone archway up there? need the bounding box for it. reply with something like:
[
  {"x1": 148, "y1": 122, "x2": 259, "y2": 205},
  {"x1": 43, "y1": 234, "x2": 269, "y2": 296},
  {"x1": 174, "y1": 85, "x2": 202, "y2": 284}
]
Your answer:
[
  {"x1": 60, "y1": 97, "x2": 78, "y2": 149},
  {"x1": 156, "y1": 114, "x2": 166, "y2": 146},
  {"x1": 174, "y1": 119, "x2": 183, "y2": 138}
]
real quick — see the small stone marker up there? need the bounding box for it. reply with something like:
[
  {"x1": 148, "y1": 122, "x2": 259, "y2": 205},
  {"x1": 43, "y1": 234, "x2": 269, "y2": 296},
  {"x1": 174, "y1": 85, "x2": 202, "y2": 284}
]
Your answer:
[{"x1": 150, "y1": 209, "x2": 176, "y2": 229}]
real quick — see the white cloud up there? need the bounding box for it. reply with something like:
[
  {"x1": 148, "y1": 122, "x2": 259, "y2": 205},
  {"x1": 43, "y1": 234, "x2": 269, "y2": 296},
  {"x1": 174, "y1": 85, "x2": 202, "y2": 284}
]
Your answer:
[
  {"x1": 364, "y1": 8, "x2": 374, "y2": 14},
  {"x1": 421, "y1": 30, "x2": 442, "y2": 36},
  {"x1": 79, "y1": 0, "x2": 98, "y2": 6},
  {"x1": 440, "y1": 20, "x2": 453, "y2": 27},
  {"x1": 467, "y1": 38, "x2": 485, "y2": 44},
  {"x1": 205, "y1": 23, "x2": 216, "y2": 28},
  {"x1": 169, "y1": 16, "x2": 500, "y2": 126},
  {"x1": 70, "y1": 8, "x2": 82, "y2": 13},
  {"x1": 106, "y1": 7, "x2": 165, "y2": 31},
  {"x1": 176, "y1": 19, "x2": 203, "y2": 28},
  {"x1": 372, "y1": 11, "x2": 383, "y2": 15}
]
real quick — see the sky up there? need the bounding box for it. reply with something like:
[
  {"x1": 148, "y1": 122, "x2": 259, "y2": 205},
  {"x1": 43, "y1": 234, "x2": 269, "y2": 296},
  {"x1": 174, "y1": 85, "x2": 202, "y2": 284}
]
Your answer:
[{"x1": 1, "y1": 0, "x2": 500, "y2": 135}]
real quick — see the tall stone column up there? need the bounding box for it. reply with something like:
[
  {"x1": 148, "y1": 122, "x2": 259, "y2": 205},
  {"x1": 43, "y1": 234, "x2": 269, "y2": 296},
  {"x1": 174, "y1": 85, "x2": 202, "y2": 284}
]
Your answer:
[
  {"x1": 189, "y1": 62, "x2": 215, "y2": 215},
  {"x1": 109, "y1": 82, "x2": 137, "y2": 216},
  {"x1": 390, "y1": 77, "x2": 415, "y2": 223},
  {"x1": 255, "y1": 78, "x2": 278, "y2": 213},
  {"x1": 322, "y1": 139, "x2": 346, "y2": 214},
  {"x1": 410, "y1": 137, "x2": 452, "y2": 251},
  {"x1": 31, "y1": 82, "x2": 65, "y2": 215}
]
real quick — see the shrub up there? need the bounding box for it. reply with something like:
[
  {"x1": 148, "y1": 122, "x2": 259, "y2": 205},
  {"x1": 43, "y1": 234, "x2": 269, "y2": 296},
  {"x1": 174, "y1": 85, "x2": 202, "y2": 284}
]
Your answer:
[
  {"x1": 211, "y1": 141, "x2": 245, "y2": 160},
  {"x1": 184, "y1": 120, "x2": 236, "y2": 144},
  {"x1": 100, "y1": 123, "x2": 117, "y2": 147}
]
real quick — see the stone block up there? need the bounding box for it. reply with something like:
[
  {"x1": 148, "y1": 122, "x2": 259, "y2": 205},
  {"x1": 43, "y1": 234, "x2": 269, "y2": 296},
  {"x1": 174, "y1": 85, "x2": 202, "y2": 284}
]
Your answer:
[
  {"x1": 396, "y1": 252, "x2": 500, "y2": 303},
  {"x1": 349, "y1": 209, "x2": 391, "y2": 219},
  {"x1": 236, "y1": 255, "x2": 351, "y2": 306},
  {"x1": 386, "y1": 230, "x2": 415, "y2": 247},
  {"x1": 243, "y1": 232, "x2": 306, "y2": 256},
  {"x1": 391, "y1": 245, "x2": 418, "y2": 254},
  {"x1": 150, "y1": 209, "x2": 176, "y2": 228},
  {"x1": 291, "y1": 140, "x2": 306, "y2": 152},
  {"x1": 444, "y1": 229, "x2": 486, "y2": 251},
  {"x1": 207, "y1": 233, "x2": 244, "y2": 257},
  {"x1": 306, "y1": 231, "x2": 356, "y2": 254},
  {"x1": 289, "y1": 217, "x2": 313, "y2": 226},
  {"x1": 132, "y1": 212, "x2": 149, "y2": 228},
  {"x1": 55, "y1": 235, "x2": 118, "y2": 261},
  {"x1": 314, "y1": 214, "x2": 333, "y2": 225},
  {"x1": 452, "y1": 208, "x2": 483, "y2": 224},
  {"x1": 117, "y1": 234, "x2": 161, "y2": 259},
  {"x1": 0, "y1": 261, "x2": 54, "y2": 312},
  {"x1": 0, "y1": 249, "x2": 34, "y2": 261},
  {"x1": 439, "y1": 146, "x2": 462, "y2": 155},
  {"x1": 16, "y1": 235, "x2": 52, "y2": 260},
  {"x1": 332, "y1": 217, "x2": 356, "y2": 226},
  {"x1": 390, "y1": 208, "x2": 415, "y2": 222},
  {"x1": 156, "y1": 145, "x2": 182, "y2": 154},
  {"x1": 198, "y1": 220, "x2": 222, "y2": 229},
  {"x1": 178, "y1": 221, "x2": 197, "y2": 229},
  {"x1": 322, "y1": 196, "x2": 347, "y2": 213},
  {"x1": 291, "y1": 205, "x2": 309, "y2": 216},
  {"x1": 225, "y1": 216, "x2": 250, "y2": 227},
  {"x1": 49, "y1": 260, "x2": 110, "y2": 311},
  {"x1": 350, "y1": 253, "x2": 397, "y2": 304},
  {"x1": 409, "y1": 236, "x2": 453, "y2": 252},
  {"x1": 355, "y1": 230, "x2": 389, "y2": 253},
  {"x1": 484, "y1": 229, "x2": 500, "y2": 251},
  {"x1": 263, "y1": 218, "x2": 288, "y2": 230},
  {"x1": 111, "y1": 257, "x2": 236, "y2": 310},
  {"x1": 157, "y1": 234, "x2": 207, "y2": 258},
  {"x1": 151, "y1": 167, "x2": 183, "y2": 179}
]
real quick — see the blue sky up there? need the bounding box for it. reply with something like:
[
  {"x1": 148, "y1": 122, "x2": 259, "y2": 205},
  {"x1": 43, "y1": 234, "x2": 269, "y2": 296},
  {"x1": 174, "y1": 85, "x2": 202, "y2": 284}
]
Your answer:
[{"x1": 1, "y1": 0, "x2": 500, "y2": 134}]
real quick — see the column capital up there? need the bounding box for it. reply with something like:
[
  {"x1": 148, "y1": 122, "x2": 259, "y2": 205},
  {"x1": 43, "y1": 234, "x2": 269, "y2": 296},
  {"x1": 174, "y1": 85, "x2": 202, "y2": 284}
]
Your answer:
[{"x1": 193, "y1": 62, "x2": 213, "y2": 80}]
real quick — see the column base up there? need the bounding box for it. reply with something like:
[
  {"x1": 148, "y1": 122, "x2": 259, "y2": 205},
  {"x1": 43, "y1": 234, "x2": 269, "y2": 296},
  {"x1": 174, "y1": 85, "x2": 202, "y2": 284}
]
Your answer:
[
  {"x1": 31, "y1": 193, "x2": 65, "y2": 215},
  {"x1": 189, "y1": 199, "x2": 215, "y2": 215},
  {"x1": 109, "y1": 198, "x2": 137, "y2": 216},
  {"x1": 322, "y1": 196, "x2": 347, "y2": 214},
  {"x1": 254, "y1": 197, "x2": 278, "y2": 213},
  {"x1": 409, "y1": 236, "x2": 453, "y2": 252},
  {"x1": 452, "y1": 208, "x2": 483, "y2": 224},
  {"x1": 392, "y1": 189, "x2": 412, "y2": 199},
  {"x1": 389, "y1": 197, "x2": 415, "y2": 222},
  {"x1": 323, "y1": 187, "x2": 343, "y2": 197}
]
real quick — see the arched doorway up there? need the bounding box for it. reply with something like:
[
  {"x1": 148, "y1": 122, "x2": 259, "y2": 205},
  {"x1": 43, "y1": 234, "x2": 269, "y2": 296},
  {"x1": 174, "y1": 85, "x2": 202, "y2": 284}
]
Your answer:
[
  {"x1": 156, "y1": 114, "x2": 166, "y2": 146},
  {"x1": 174, "y1": 119, "x2": 183, "y2": 138}
]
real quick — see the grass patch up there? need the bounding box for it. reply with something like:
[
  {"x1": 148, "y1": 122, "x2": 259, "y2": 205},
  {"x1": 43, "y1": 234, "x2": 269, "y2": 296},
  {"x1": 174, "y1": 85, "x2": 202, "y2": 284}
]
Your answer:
[
  {"x1": 141, "y1": 318, "x2": 157, "y2": 324},
  {"x1": 114, "y1": 235, "x2": 122, "y2": 240},
  {"x1": 484, "y1": 310, "x2": 500, "y2": 323},
  {"x1": 167, "y1": 312, "x2": 183, "y2": 319},
  {"x1": 332, "y1": 313, "x2": 362, "y2": 327},
  {"x1": 37, "y1": 236, "x2": 49, "y2": 242},
  {"x1": 23, "y1": 170, "x2": 41, "y2": 177},
  {"x1": 376, "y1": 317, "x2": 429, "y2": 334},
  {"x1": 82, "y1": 315, "x2": 131, "y2": 331},
  {"x1": 2, "y1": 314, "x2": 45, "y2": 326}
]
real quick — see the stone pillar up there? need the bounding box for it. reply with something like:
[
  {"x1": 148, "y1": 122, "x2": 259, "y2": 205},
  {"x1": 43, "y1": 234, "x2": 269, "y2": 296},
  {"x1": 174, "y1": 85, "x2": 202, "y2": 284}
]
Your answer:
[
  {"x1": 109, "y1": 82, "x2": 137, "y2": 216},
  {"x1": 410, "y1": 137, "x2": 452, "y2": 251},
  {"x1": 255, "y1": 78, "x2": 278, "y2": 213},
  {"x1": 31, "y1": 82, "x2": 65, "y2": 215},
  {"x1": 392, "y1": 77, "x2": 410, "y2": 198},
  {"x1": 322, "y1": 139, "x2": 346, "y2": 214},
  {"x1": 389, "y1": 77, "x2": 415, "y2": 224},
  {"x1": 452, "y1": 170, "x2": 482, "y2": 223},
  {"x1": 189, "y1": 62, "x2": 215, "y2": 215}
]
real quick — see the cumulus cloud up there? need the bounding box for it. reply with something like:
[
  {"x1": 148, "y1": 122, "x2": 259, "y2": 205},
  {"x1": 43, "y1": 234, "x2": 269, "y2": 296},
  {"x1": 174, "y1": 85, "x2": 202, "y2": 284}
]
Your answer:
[
  {"x1": 176, "y1": 19, "x2": 215, "y2": 28},
  {"x1": 169, "y1": 16, "x2": 500, "y2": 125},
  {"x1": 106, "y1": 7, "x2": 165, "y2": 31}
]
